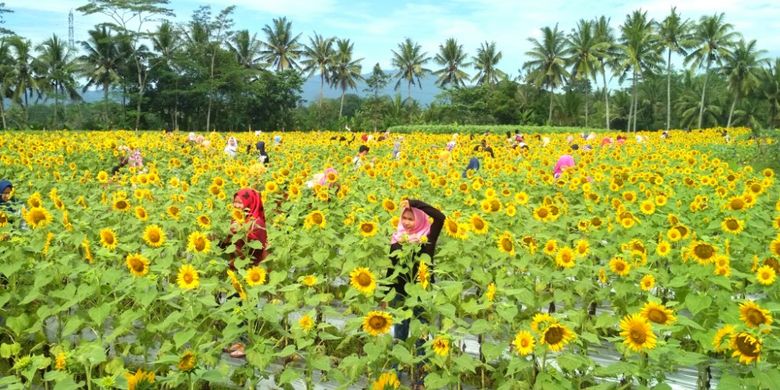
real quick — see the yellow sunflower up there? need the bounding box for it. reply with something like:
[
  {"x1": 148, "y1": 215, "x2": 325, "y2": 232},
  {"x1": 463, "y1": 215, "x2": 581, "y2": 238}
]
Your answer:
[
  {"x1": 301, "y1": 274, "x2": 318, "y2": 287},
  {"x1": 417, "y1": 260, "x2": 430, "y2": 289},
  {"x1": 485, "y1": 282, "x2": 496, "y2": 302},
  {"x1": 689, "y1": 241, "x2": 716, "y2": 264},
  {"x1": 227, "y1": 270, "x2": 247, "y2": 300},
  {"x1": 299, "y1": 314, "x2": 315, "y2": 333},
  {"x1": 245, "y1": 266, "x2": 267, "y2": 287},
  {"x1": 609, "y1": 256, "x2": 631, "y2": 276},
  {"x1": 134, "y1": 206, "x2": 148, "y2": 221},
  {"x1": 371, "y1": 371, "x2": 400, "y2": 390},
  {"x1": 656, "y1": 240, "x2": 671, "y2": 257},
  {"x1": 186, "y1": 231, "x2": 211, "y2": 254},
  {"x1": 770, "y1": 237, "x2": 780, "y2": 257},
  {"x1": 513, "y1": 330, "x2": 535, "y2": 356},
  {"x1": 142, "y1": 225, "x2": 165, "y2": 247},
  {"x1": 756, "y1": 265, "x2": 776, "y2": 285},
  {"x1": 619, "y1": 314, "x2": 657, "y2": 352},
  {"x1": 739, "y1": 301, "x2": 772, "y2": 329},
  {"x1": 543, "y1": 239, "x2": 558, "y2": 256},
  {"x1": 640, "y1": 302, "x2": 676, "y2": 325},
  {"x1": 639, "y1": 199, "x2": 656, "y2": 215},
  {"x1": 497, "y1": 231, "x2": 515, "y2": 256},
  {"x1": 531, "y1": 312, "x2": 556, "y2": 334},
  {"x1": 99, "y1": 228, "x2": 118, "y2": 251},
  {"x1": 470, "y1": 214, "x2": 489, "y2": 234},
  {"x1": 196, "y1": 214, "x2": 211, "y2": 229},
  {"x1": 712, "y1": 325, "x2": 735, "y2": 352},
  {"x1": 363, "y1": 311, "x2": 393, "y2": 336},
  {"x1": 167, "y1": 205, "x2": 181, "y2": 220},
  {"x1": 112, "y1": 198, "x2": 131, "y2": 212},
  {"x1": 515, "y1": 191, "x2": 529, "y2": 205},
  {"x1": 431, "y1": 336, "x2": 450, "y2": 357},
  {"x1": 304, "y1": 210, "x2": 326, "y2": 229},
  {"x1": 575, "y1": 239, "x2": 589, "y2": 257},
  {"x1": 23, "y1": 206, "x2": 53, "y2": 229},
  {"x1": 382, "y1": 199, "x2": 396, "y2": 213},
  {"x1": 349, "y1": 267, "x2": 376, "y2": 296},
  {"x1": 358, "y1": 221, "x2": 378, "y2": 237},
  {"x1": 177, "y1": 350, "x2": 196, "y2": 372},
  {"x1": 126, "y1": 253, "x2": 150, "y2": 277},
  {"x1": 125, "y1": 368, "x2": 155, "y2": 390},
  {"x1": 540, "y1": 323, "x2": 575, "y2": 352},
  {"x1": 555, "y1": 247, "x2": 576, "y2": 269},
  {"x1": 730, "y1": 332, "x2": 762, "y2": 364},
  {"x1": 176, "y1": 264, "x2": 200, "y2": 290}
]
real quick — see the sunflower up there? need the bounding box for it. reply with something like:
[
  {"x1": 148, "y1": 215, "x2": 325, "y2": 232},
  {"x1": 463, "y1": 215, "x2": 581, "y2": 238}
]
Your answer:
[
  {"x1": 302, "y1": 274, "x2": 318, "y2": 287},
  {"x1": 575, "y1": 239, "x2": 589, "y2": 257},
  {"x1": 358, "y1": 221, "x2": 378, "y2": 237},
  {"x1": 598, "y1": 268, "x2": 608, "y2": 284},
  {"x1": 142, "y1": 225, "x2": 165, "y2": 247},
  {"x1": 540, "y1": 323, "x2": 575, "y2": 352},
  {"x1": 196, "y1": 214, "x2": 211, "y2": 229},
  {"x1": 609, "y1": 256, "x2": 631, "y2": 276},
  {"x1": 126, "y1": 253, "x2": 150, "y2": 277},
  {"x1": 639, "y1": 199, "x2": 656, "y2": 215},
  {"x1": 81, "y1": 238, "x2": 93, "y2": 263},
  {"x1": 177, "y1": 350, "x2": 196, "y2": 372},
  {"x1": 125, "y1": 368, "x2": 155, "y2": 390},
  {"x1": 640, "y1": 302, "x2": 676, "y2": 325},
  {"x1": 666, "y1": 227, "x2": 682, "y2": 242},
  {"x1": 620, "y1": 314, "x2": 657, "y2": 352},
  {"x1": 54, "y1": 352, "x2": 67, "y2": 370},
  {"x1": 533, "y1": 205, "x2": 551, "y2": 221},
  {"x1": 505, "y1": 205, "x2": 517, "y2": 217},
  {"x1": 739, "y1": 301, "x2": 772, "y2": 329},
  {"x1": 176, "y1": 264, "x2": 200, "y2": 290},
  {"x1": 497, "y1": 231, "x2": 515, "y2": 256},
  {"x1": 730, "y1": 332, "x2": 762, "y2": 364},
  {"x1": 712, "y1": 325, "x2": 735, "y2": 352},
  {"x1": 513, "y1": 330, "x2": 535, "y2": 356},
  {"x1": 531, "y1": 313, "x2": 556, "y2": 334},
  {"x1": 99, "y1": 228, "x2": 118, "y2": 250},
  {"x1": 444, "y1": 217, "x2": 460, "y2": 237},
  {"x1": 689, "y1": 241, "x2": 716, "y2": 264},
  {"x1": 639, "y1": 274, "x2": 655, "y2": 292},
  {"x1": 304, "y1": 210, "x2": 326, "y2": 229},
  {"x1": 167, "y1": 205, "x2": 181, "y2": 220},
  {"x1": 555, "y1": 247, "x2": 576, "y2": 269},
  {"x1": 245, "y1": 266, "x2": 267, "y2": 286},
  {"x1": 382, "y1": 199, "x2": 396, "y2": 213},
  {"x1": 756, "y1": 265, "x2": 776, "y2": 286},
  {"x1": 417, "y1": 260, "x2": 430, "y2": 289},
  {"x1": 543, "y1": 240, "x2": 558, "y2": 256},
  {"x1": 485, "y1": 282, "x2": 496, "y2": 302},
  {"x1": 727, "y1": 196, "x2": 746, "y2": 211},
  {"x1": 23, "y1": 207, "x2": 53, "y2": 229},
  {"x1": 227, "y1": 270, "x2": 247, "y2": 300},
  {"x1": 112, "y1": 198, "x2": 130, "y2": 212},
  {"x1": 134, "y1": 206, "x2": 148, "y2": 221},
  {"x1": 299, "y1": 314, "x2": 314, "y2": 333},
  {"x1": 431, "y1": 336, "x2": 450, "y2": 357},
  {"x1": 186, "y1": 231, "x2": 211, "y2": 254},
  {"x1": 349, "y1": 267, "x2": 376, "y2": 296},
  {"x1": 470, "y1": 214, "x2": 488, "y2": 234},
  {"x1": 770, "y1": 237, "x2": 780, "y2": 257},
  {"x1": 656, "y1": 240, "x2": 671, "y2": 257},
  {"x1": 371, "y1": 371, "x2": 400, "y2": 390},
  {"x1": 264, "y1": 181, "x2": 278, "y2": 193},
  {"x1": 363, "y1": 311, "x2": 393, "y2": 336}
]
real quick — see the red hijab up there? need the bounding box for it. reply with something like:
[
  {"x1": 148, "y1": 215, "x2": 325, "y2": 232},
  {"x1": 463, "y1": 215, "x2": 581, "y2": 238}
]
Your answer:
[{"x1": 232, "y1": 188, "x2": 268, "y2": 266}]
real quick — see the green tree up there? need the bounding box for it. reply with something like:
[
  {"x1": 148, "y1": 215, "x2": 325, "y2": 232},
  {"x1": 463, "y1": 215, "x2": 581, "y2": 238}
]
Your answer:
[
  {"x1": 261, "y1": 16, "x2": 302, "y2": 72},
  {"x1": 0, "y1": 2, "x2": 12, "y2": 36},
  {"x1": 150, "y1": 20, "x2": 183, "y2": 129},
  {"x1": 364, "y1": 62, "x2": 389, "y2": 97},
  {"x1": 473, "y1": 41, "x2": 506, "y2": 86},
  {"x1": 619, "y1": 9, "x2": 661, "y2": 132},
  {"x1": 228, "y1": 29, "x2": 263, "y2": 70},
  {"x1": 722, "y1": 39, "x2": 765, "y2": 128},
  {"x1": 593, "y1": 16, "x2": 620, "y2": 130},
  {"x1": 0, "y1": 38, "x2": 13, "y2": 128},
  {"x1": 36, "y1": 34, "x2": 81, "y2": 128},
  {"x1": 433, "y1": 38, "x2": 470, "y2": 88},
  {"x1": 8, "y1": 36, "x2": 37, "y2": 124},
  {"x1": 78, "y1": 0, "x2": 175, "y2": 130},
  {"x1": 301, "y1": 33, "x2": 335, "y2": 105},
  {"x1": 657, "y1": 6, "x2": 690, "y2": 131},
  {"x1": 391, "y1": 38, "x2": 430, "y2": 101},
  {"x1": 685, "y1": 13, "x2": 738, "y2": 129},
  {"x1": 524, "y1": 25, "x2": 569, "y2": 125},
  {"x1": 760, "y1": 59, "x2": 780, "y2": 128},
  {"x1": 566, "y1": 19, "x2": 608, "y2": 127},
  {"x1": 329, "y1": 38, "x2": 362, "y2": 118},
  {"x1": 80, "y1": 26, "x2": 121, "y2": 126}
]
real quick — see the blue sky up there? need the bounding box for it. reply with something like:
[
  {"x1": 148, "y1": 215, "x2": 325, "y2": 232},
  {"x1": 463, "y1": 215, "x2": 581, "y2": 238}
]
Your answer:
[{"x1": 4, "y1": 0, "x2": 780, "y2": 82}]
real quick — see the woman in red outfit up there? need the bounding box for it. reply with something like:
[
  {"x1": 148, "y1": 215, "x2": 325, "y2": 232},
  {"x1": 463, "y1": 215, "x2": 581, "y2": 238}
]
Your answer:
[{"x1": 227, "y1": 188, "x2": 268, "y2": 270}]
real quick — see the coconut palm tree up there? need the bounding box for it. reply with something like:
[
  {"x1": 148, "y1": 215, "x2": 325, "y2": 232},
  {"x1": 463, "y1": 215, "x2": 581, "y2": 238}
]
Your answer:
[
  {"x1": 685, "y1": 13, "x2": 738, "y2": 128},
  {"x1": 0, "y1": 39, "x2": 13, "y2": 129},
  {"x1": 36, "y1": 34, "x2": 81, "y2": 128},
  {"x1": 301, "y1": 33, "x2": 335, "y2": 104},
  {"x1": 593, "y1": 16, "x2": 620, "y2": 130},
  {"x1": 80, "y1": 25, "x2": 121, "y2": 126},
  {"x1": 391, "y1": 38, "x2": 430, "y2": 101},
  {"x1": 676, "y1": 73, "x2": 721, "y2": 129},
  {"x1": 8, "y1": 36, "x2": 37, "y2": 123},
  {"x1": 151, "y1": 21, "x2": 183, "y2": 130},
  {"x1": 721, "y1": 39, "x2": 765, "y2": 127},
  {"x1": 657, "y1": 6, "x2": 690, "y2": 131},
  {"x1": 524, "y1": 25, "x2": 569, "y2": 125},
  {"x1": 329, "y1": 38, "x2": 362, "y2": 118},
  {"x1": 261, "y1": 16, "x2": 302, "y2": 71},
  {"x1": 473, "y1": 41, "x2": 506, "y2": 86},
  {"x1": 228, "y1": 29, "x2": 263, "y2": 69},
  {"x1": 619, "y1": 10, "x2": 661, "y2": 132},
  {"x1": 433, "y1": 38, "x2": 469, "y2": 88},
  {"x1": 567, "y1": 19, "x2": 609, "y2": 127},
  {"x1": 760, "y1": 59, "x2": 780, "y2": 128}
]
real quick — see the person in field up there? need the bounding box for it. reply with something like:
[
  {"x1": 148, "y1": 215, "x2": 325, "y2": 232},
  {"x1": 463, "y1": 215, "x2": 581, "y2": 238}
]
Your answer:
[
  {"x1": 224, "y1": 136, "x2": 238, "y2": 158},
  {"x1": 553, "y1": 154, "x2": 576, "y2": 179},
  {"x1": 352, "y1": 145, "x2": 370, "y2": 170},
  {"x1": 221, "y1": 188, "x2": 268, "y2": 358},
  {"x1": 0, "y1": 180, "x2": 19, "y2": 225},
  {"x1": 256, "y1": 141, "x2": 269, "y2": 164},
  {"x1": 386, "y1": 198, "x2": 445, "y2": 385}
]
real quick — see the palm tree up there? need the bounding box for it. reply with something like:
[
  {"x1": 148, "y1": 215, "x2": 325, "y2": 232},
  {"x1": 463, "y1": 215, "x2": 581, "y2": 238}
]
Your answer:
[
  {"x1": 151, "y1": 21, "x2": 183, "y2": 129},
  {"x1": 433, "y1": 38, "x2": 469, "y2": 88},
  {"x1": 760, "y1": 59, "x2": 780, "y2": 128},
  {"x1": 329, "y1": 38, "x2": 362, "y2": 118},
  {"x1": 472, "y1": 41, "x2": 506, "y2": 86},
  {"x1": 676, "y1": 73, "x2": 721, "y2": 128},
  {"x1": 8, "y1": 36, "x2": 37, "y2": 123},
  {"x1": 685, "y1": 13, "x2": 738, "y2": 128},
  {"x1": 567, "y1": 19, "x2": 608, "y2": 127},
  {"x1": 593, "y1": 16, "x2": 620, "y2": 130},
  {"x1": 301, "y1": 33, "x2": 335, "y2": 104},
  {"x1": 619, "y1": 10, "x2": 661, "y2": 132},
  {"x1": 658, "y1": 6, "x2": 690, "y2": 131},
  {"x1": 261, "y1": 16, "x2": 302, "y2": 71},
  {"x1": 36, "y1": 34, "x2": 81, "y2": 128},
  {"x1": 524, "y1": 25, "x2": 569, "y2": 125},
  {"x1": 391, "y1": 38, "x2": 430, "y2": 101},
  {"x1": 0, "y1": 39, "x2": 13, "y2": 129},
  {"x1": 228, "y1": 29, "x2": 263, "y2": 69},
  {"x1": 721, "y1": 39, "x2": 765, "y2": 127},
  {"x1": 80, "y1": 26, "x2": 121, "y2": 126}
]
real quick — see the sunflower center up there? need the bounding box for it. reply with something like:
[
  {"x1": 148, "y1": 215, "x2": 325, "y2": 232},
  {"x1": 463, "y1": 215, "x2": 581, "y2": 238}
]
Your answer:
[
  {"x1": 474, "y1": 219, "x2": 484, "y2": 230},
  {"x1": 735, "y1": 334, "x2": 759, "y2": 357},
  {"x1": 195, "y1": 237, "x2": 206, "y2": 251},
  {"x1": 149, "y1": 231, "x2": 160, "y2": 242},
  {"x1": 501, "y1": 238, "x2": 513, "y2": 252},
  {"x1": 726, "y1": 219, "x2": 739, "y2": 230},
  {"x1": 615, "y1": 262, "x2": 626, "y2": 272},
  {"x1": 731, "y1": 198, "x2": 745, "y2": 209},
  {"x1": 647, "y1": 309, "x2": 667, "y2": 324},
  {"x1": 357, "y1": 272, "x2": 372, "y2": 287},
  {"x1": 131, "y1": 259, "x2": 144, "y2": 273},
  {"x1": 312, "y1": 213, "x2": 323, "y2": 224},
  {"x1": 630, "y1": 328, "x2": 647, "y2": 343},
  {"x1": 116, "y1": 200, "x2": 128, "y2": 209},
  {"x1": 538, "y1": 208, "x2": 549, "y2": 218},
  {"x1": 544, "y1": 326, "x2": 564, "y2": 344},
  {"x1": 521, "y1": 338, "x2": 530, "y2": 347},
  {"x1": 694, "y1": 244, "x2": 714, "y2": 260},
  {"x1": 31, "y1": 210, "x2": 45, "y2": 223},
  {"x1": 104, "y1": 234, "x2": 114, "y2": 244},
  {"x1": 361, "y1": 223, "x2": 373, "y2": 233},
  {"x1": 369, "y1": 316, "x2": 387, "y2": 329},
  {"x1": 746, "y1": 309, "x2": 766, "y2": 326},
  {"x1": 184, "y1": 273, "x2": 194, "y2": 283}
]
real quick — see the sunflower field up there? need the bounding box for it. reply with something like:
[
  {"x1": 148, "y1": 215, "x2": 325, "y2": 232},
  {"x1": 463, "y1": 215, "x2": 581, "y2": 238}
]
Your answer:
[{"x1": 1, "y1": 128, "x2": 779, "y2": 389}]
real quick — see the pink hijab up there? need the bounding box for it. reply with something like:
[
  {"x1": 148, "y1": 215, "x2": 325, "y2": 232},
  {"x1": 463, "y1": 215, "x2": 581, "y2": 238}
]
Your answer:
[
  {"x1": 391, "y1": 206, "x2": 431, "y2": 244},
  {"x1": 553, "y1": 155, "x2": 575, "y2": 178}
]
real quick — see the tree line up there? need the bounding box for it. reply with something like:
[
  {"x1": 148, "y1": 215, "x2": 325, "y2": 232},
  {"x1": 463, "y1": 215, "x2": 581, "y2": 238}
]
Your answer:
[{"x1": 0, "y1": 0, "x2": 778, "y2": 132}]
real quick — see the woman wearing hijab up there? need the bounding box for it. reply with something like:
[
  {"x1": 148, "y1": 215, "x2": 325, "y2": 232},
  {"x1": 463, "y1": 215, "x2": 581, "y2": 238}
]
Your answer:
[
  {"x1": 553, "y1": 155, "x2": 576, "y2": 179},
  {"x1": 386, "y1": 199, "x2": 445, "y2": 363},
  {"x1": 256, "y1": 141, "x2": 269, "y2": 164},
  {"x1": 224, "y1": 137, "x2": 238, "y2": 158},
  {"x1": 0, "y1": 180, "x2": 16, "y2": 214}
]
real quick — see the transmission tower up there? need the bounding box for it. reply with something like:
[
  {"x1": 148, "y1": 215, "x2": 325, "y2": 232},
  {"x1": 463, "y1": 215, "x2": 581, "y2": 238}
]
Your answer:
[{"x1": 68, "y1": 10, "x2": 75, "y2": 49}]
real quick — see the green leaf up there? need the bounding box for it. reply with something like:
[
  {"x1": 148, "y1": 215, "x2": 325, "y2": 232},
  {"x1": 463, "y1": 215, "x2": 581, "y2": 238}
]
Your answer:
[
  {"x1": 453, "y1": 354, "x2": 479, "y2": 374},
  {"x1": 278, "y1": 367, "x2": 300, "y2": 385},
  {"x1": 424, "y1": 372, "x2": 451, "y2": 388},
  {"x1": 391, "y1": 344, "x2": 414, "y2": 364},
  {"x1": 88, "y1": 303, "x2": 111, "y2": 326},
  {"x1": 496, "y1": 304, "x2": 518, "y2": 322},
  {"x1": 311, "y1": 354, "x2": 331, "y2": 371},
  {"x1": 62, "y1": 317, "x2": 83, "y2": 338},
  {"x1": 684, "y1": 293, "x2": 712, "y2": 315},
  {"x1": 174, "y1": 329, "x2": 196, "y2": 349}
]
